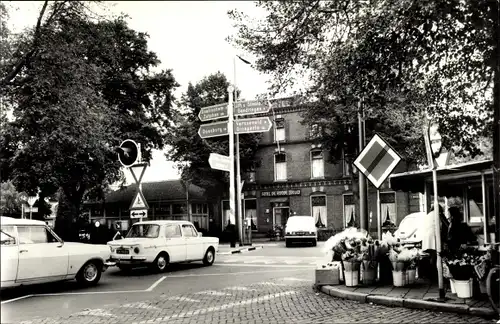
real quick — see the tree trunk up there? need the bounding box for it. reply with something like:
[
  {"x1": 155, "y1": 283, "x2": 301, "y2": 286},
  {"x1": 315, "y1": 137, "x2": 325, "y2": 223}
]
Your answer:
[
  {"x1": 54, "y1": 185, "x2": 85, "y2": 242},
  {"x1": 348, "y1": 157, "x2": 360, "y2": 228}
]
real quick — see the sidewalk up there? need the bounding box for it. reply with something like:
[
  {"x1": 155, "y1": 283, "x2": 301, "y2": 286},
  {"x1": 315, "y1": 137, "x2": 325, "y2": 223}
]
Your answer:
[
  {"x1": 217, "y1": 242, "x2": 267, "y2": 255},
  {"x1": 317, "y1": 278, "x2": 498, "y2": 319}
]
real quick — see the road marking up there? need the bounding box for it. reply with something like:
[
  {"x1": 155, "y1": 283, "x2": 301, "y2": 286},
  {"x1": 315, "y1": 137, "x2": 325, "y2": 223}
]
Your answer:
[
  {"x1": 260, "y1": 282, "x2": 287, "y2": 286},
  {"x1": 166, "y1": 296, "x2": 200, "y2": 303},
  {"x1": 282, "y1": 277, "x2": 311, "y2": 282},
  {"x1": 146, "y1": 276, "x2": 166, "y2": 292},
  {"x1": 165, "y1": 268, "x2": 307, "y2": 278},
  {"x1": 1, "y1": 289, "x2": 149, "y2": 304},
  {"x1": 122, "y1": 301, "x2": 160, "y2": 310},
  {"x1": 74, "y1": 308, "x2": 117, "y2": 318},
  {"x1": 216, "y1": 263, "x2": 312, "y2": 268},
  {"x1": 133, "y1": 290, "x2": 297, "y2": 323},
  {"x1": 194, "y1": 290, "x2": 232, "y2": 296},
  {"x1": 224, "y1": 286, "x2": 256, "y2": 291},
  {"x1": 0, "y1": 294, "x2": 34, "y2": 304}
]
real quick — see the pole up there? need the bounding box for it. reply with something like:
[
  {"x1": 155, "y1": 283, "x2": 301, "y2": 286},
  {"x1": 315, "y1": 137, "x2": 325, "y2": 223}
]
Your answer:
[
  {"x1": 21, "y1": 203, "x2": 24, "y2": 219},
  {"x1": 228, "y1": 85, "x2": 238, "y2": 245},
  {"x1": 492, "y1": 0, "x2": 500, "y2": 243},
  {"x1": 377, "y1": 188, "x2": 382, "y2": 239},
  {"x1": 358, "y1": 98, "x2": 368, "y2": 230},
  {"x1": 424, "y1": 119, "x2": 445, "y2": 300},
  {"x1": 481, "y1": 172, "x2": 488, "y2": 244},
  {"x1": 234, "y1": 57, "x2": 244, "y2": 246}
]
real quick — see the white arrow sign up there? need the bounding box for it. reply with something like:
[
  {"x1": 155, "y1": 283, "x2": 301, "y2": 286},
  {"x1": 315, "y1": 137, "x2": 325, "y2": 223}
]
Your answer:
[
  {"x1": 130, "y1": 209, "x2": 148, "y2": 219},
  {"x1": 208, "y1": 153, "x2": 231, "y2": 172}
]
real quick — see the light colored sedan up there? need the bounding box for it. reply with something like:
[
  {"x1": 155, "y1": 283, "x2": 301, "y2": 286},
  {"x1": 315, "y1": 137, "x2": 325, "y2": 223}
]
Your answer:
[
  {"x1": 1, "y1": 216, "x2": 115, "y2": 289},
  {"x1": 107, "y1": 220, "x2": 219, "y2": 272},
  {"x1": 284, "y1": 215, "x2": 318, "y2": 247}
]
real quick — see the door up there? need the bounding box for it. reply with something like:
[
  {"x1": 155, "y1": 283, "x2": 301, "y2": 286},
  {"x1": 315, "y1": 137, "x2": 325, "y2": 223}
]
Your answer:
[
  {"x1": 164, "y1": 224, "x2": 186, "y2": 262},
  {"x1": 273, "y1": 207, "x2": 290, "y2": 227},
  {"x1": 182, "y1": 224, "x2": 204, "y2": 260},
  {"x1": 1, "y1": 225, "x2": 19, "y2": 284},
  {"x1": 16, "y1": 225, "x2": 69, "y2": 283}
]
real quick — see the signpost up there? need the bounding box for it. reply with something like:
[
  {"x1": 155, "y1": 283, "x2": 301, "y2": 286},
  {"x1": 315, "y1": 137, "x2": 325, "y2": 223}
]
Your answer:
[
  {"x1": 235, "y1": 117, "x2": 272, "y2": 134},
  {"x1": 208, "y1": 153, "x2": 231, "y2": 172},
  {"x1": 27, "y1": 195, "x2": 38, "y2": 220},
  {"x1": 197, "y1": 100, "x2": 272, "y2": 122},
  {"x1": 198, "y1": 103, "x2": 229, "y2": 122},
  {"x1": 198, "y1": 121, "x2": 228, "y2": 139},
  {"x1": 130, "y1": 210, "x2": 148, "y2": 219}
]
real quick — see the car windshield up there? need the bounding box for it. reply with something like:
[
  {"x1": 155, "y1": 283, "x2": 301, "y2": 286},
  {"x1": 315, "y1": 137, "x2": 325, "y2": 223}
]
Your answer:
[
  {"x1": 126, "y1": 224, "x2": 160, "y2": 238},
  {"x1": 287, "y1": 216, "x2": 314, "y2": 226}
]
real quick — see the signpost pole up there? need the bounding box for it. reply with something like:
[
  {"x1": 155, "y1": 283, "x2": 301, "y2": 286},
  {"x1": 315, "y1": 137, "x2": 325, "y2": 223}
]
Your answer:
[
  {"x1": 228, "y1": 86, "x2": 238, "y2": 245},
  {"x1": 377, "y1": 189, "x2": 381, "y2": 239},
  {"x1": 21, "y1": 203, "x2": 24, "y2": 219},
  {"x1": 234, "y1": 58, "x2": 245, "y2": 246},
  {"x1": 358, "y1": 98, "x2": 368, "y2": 230}
]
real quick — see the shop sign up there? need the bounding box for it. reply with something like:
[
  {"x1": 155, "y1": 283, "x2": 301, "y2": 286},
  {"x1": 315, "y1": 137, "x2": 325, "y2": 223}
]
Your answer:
[{"x1": 260, "y1": 189, "x2": 301, "y2": 197}]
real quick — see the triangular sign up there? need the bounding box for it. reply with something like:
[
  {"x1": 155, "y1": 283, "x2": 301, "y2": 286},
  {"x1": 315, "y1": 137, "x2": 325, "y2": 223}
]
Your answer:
[
  {"x1": 130, "y1": 163, "x2": 148, "y2": 185},
  {"x1": 130, "y1": 190, "x2": 149, "y2": 210}
]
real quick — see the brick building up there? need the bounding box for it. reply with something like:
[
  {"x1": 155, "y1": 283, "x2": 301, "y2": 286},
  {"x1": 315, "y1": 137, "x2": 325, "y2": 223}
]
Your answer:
[{"x1": 224, "y1": 99, "x2": 420, "y2": 237}]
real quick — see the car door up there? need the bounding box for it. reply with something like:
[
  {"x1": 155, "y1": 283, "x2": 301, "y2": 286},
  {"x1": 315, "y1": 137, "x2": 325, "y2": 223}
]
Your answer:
[
  {"x1": 164, "y1": 224, "x2": 186, "y2": 262},
  {"x1": 16, "y1": 225, "x2": 69, "y2": 283},
  {"x1": 181, "y1": 224, "x2": 204, "y2": 260},
  {"x1": 1, "y1": 225, "x2": 19, "y2": 285}
]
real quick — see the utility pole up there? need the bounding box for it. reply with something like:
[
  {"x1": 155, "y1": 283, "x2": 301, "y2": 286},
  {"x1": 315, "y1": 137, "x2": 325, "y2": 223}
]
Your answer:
[
  {"x1": 234, "y1": 57, "x2": 244, "y2": 246},
  {"x1": 358, "y1": 98, "x2": 368, "y2": 230},
  {"x1": 228, "y1": 85, "x2": 238, "y2": 246},
  {"x1": 492, "y1": 0, "x2": 500, "y2": 243}
]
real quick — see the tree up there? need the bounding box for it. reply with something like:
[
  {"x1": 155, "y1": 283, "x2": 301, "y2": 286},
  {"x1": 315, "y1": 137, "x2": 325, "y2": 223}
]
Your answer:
[
  {"x1": 228, "y1": 0, "x2": 497, "y2": 161},
  {"x1": 165, "y1": 72, "x2": 261, "y2": 195},
  {"x1": 1, "y1": 3, "x2": 178, "y2": 240},
  {"x1": 0, "y1": 181, "x2": 21, "y2": 217}
]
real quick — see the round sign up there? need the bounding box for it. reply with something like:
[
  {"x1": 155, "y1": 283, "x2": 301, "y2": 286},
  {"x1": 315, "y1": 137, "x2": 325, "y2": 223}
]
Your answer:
[
  {"x1": 429, "y1": 122, "x2": 442, "y2": 157},
  {"x1": 94, "y1": 221, "x2": 100, "y2": 228},
  {"x1": 19, "y1": 193, "x2": 28, "y2": 201},
  {"x1": 118, "y1": 139, "x2": 139, "y2": 167}
]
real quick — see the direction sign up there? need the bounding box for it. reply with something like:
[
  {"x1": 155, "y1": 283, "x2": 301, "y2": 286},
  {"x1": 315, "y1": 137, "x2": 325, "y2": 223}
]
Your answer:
[
  {"x1": 235, "y1": 117, "x2": 272, "y2": 134},
  {"x1": 198, "y1": 121, "x2": 228, "y2": 139},
  {"x1": 353, "y1": 134, "x2": 401, "y2": 189},
  {"x1": 198, "y1": 103, "x2": 229, "y2": 122},
  {"x1": 130, "y1": 209, "x2": 148, "y2": 219},
  {"x1": 130, "y1": 190, "x2": 150, "y2": 210},
  {"x1": 209, "y1": 153, "x2": 231, "y2": 172},
  {"x1": 234, "y1": 100, "x2": 270, "y2": 116}
]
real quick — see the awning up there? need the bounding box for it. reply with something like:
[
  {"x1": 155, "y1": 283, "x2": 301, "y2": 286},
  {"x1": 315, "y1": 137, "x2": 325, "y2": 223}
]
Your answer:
[{"x1": 389, "y1": 159, "x2": 494, "y2": 194}]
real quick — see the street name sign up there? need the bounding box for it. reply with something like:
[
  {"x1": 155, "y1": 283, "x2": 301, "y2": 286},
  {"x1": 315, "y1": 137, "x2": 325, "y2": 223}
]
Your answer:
[
  {"x1": 353, "y1": 134, "x2": 401, "y2": 189},
  {"x1": 208, "y1": 153, "x2": 231, "y2": 172},
  {"x1": 235, "y1": 117, "x2": 272, "y2": 134},
  {"x1": 130, "y1": 190, "x2": 149, "y2": 210},
  {"x1": 234, "y1": 100, "x2": 270, "y2": 116},
  {"x1": 198, "y1": 103, "x2": 229, "y2": 122},
  {"x1": 198, "y1": 121, "x2": 228, "y2": 139},
  {"x1": 130, "y1": 209, "x2": 148, "y2": 219}
]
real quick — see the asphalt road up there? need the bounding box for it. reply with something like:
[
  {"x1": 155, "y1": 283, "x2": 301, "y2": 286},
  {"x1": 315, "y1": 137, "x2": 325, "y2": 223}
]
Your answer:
[{"x1": 1, "y1": 243, "x2": 496, "y2": 324}]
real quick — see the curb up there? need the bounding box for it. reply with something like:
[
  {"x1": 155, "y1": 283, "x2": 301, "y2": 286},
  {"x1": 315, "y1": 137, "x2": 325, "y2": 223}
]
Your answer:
[
  {"x1": 218, "y1": 245, "x2": 264, "y2": 255},
  {"x1": 317, "y1": 285, "x2": 498, "y2": 318}
]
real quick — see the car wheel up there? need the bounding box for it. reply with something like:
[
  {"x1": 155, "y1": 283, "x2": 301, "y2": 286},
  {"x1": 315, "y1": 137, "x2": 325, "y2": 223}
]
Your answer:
[
  {"x1": 312, "y1": 239, "x2": 317, "y2": 247},
  {"x1": 150, "y1": 252, "x2": 169, "y2": 273},
  {"x1": 76, "y1": 260, "x2": 102, "y2": 286},
  {"x1": 203, "y1": 248, "x2": 215, "y2": 266},
  {"x1": 285, "y1": 240, "x2": 291, "y2": 248}
]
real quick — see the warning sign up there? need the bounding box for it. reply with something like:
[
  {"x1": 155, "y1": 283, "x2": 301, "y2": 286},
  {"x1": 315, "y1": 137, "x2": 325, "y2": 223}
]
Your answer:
[{"x1": 130, "y1": 190, "x2": 149, "y2": 210}]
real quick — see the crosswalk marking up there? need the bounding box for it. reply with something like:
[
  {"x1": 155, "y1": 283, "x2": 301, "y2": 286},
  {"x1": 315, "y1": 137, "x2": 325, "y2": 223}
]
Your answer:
[{"x1": 166, "y1": 296, "x2": 200, "y2": 303}]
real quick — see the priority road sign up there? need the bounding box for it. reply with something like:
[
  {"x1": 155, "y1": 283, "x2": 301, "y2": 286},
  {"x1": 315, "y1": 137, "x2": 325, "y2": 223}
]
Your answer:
[
  {"x1": 198, "y1": 121, "x2": 228, "y2": 139},
  {"x1": 234, "y1": 100, "x2": 270, "y2": 116},
  {"x1": 235, "y1": 117, "x2": 272, "y2": 134},
  {"x1": 130, "y1": 190, "x2": 149, "y2": 210},
  {"x1": 198, "y1": 103, "x2": 229, "y2": 122},
  {"x1": 130, "y1": 209, "x2": 148, "y2": 219},
  {"x1": 208, "y1": 153, "x2": 231, "y2": 172},
  {"x1": 353, "y1": 134, "x2": 401, "y2": 189}
]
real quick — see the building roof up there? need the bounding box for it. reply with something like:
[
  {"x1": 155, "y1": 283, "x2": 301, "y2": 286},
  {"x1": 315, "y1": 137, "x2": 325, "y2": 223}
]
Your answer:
[
  {"x1": 389, "y1": 159, "x2": 494, "y2": 194},
  {"x1": 94, "y1": 180, "x2": 208, "y2": 205}
]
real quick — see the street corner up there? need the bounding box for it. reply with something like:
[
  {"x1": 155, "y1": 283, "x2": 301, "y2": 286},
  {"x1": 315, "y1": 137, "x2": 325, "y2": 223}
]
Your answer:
[{"x1": 218, "y1": 245, "x2": 264, "y2": 255}]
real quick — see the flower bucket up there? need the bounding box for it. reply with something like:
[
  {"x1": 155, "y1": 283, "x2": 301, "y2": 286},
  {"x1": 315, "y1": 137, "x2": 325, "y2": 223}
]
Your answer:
[
  {"x1": 392, "y1": 271, "x2": 407, "y2": 287},
  {"x1": 450, "y1": 279, "x2": 456, "y2": 294},
  {"x1": 406, "y1": 269, "x2": 416, "y2": 285},
  {"x1": 391, "y1": 261, "x2": 407, "y2": 272},
  {"x1": 343, "y1": 261, "x2": 360, "y2": 287},
  {"x1": 452, "y1": 278, "x2": 473, "y2": 299},
  {"x1": 362, "y1": 261, "x2": 377, "y2": 285}
]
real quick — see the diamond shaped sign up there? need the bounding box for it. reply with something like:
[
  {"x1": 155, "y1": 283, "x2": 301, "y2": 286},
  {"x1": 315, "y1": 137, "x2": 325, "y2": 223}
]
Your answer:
[{"x1": 353, "y1": 134, "x2": 401, "y2": 189}]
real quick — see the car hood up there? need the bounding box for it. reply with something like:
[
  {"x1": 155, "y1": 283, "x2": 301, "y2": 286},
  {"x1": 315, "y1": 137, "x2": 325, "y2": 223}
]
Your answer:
[{"x1": 107, "y1": 238, "x2": 156, "y2": 247}]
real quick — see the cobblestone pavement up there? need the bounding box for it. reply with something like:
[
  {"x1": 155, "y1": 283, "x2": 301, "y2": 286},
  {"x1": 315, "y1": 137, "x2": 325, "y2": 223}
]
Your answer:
[
  {"x1": 10, "y1": 277, "x2": 497, "y2": 324},
  {"x1": 217, "y1": 255, "x2": 322, "y2": 265}
]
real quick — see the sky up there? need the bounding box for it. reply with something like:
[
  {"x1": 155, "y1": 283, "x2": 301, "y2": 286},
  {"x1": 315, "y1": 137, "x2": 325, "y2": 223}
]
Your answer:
[{"x1": 6, "y1": 1, "x2": 271, "y2": 185}]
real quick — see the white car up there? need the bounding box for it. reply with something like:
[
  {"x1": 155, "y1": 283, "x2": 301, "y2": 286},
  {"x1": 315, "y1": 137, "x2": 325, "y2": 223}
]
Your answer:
[
  {"x1": 284, "y1": 215, "x2": 318, "y2": 247},
  {"x1": 394, "y1": 211, "x2": 426, "y2": 244},
  {"x1": 107, "y1": 220, "x2": 219, "y2": 272},
  {"x1": 1, "y1": 216, "x2": 115, "y2": 289}
]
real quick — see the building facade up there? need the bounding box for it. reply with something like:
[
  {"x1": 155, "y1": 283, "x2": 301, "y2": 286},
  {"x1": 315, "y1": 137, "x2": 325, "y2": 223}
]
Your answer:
[{"x1": 222, "y1": 100, "x2": 418, "y2": 237}]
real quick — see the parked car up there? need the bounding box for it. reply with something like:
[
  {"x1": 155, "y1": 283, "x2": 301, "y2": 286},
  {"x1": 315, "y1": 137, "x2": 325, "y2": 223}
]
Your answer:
[
  {"x1": 0, "y1": 216, "x2": 115, "y2": 289},
  {"x1": 394, "y1": 211, "x2": 426, "y2": 244},
  {"x1": 107, "y1": 220, "x2": 219, "y2": 272},
  {"x1": 284, "y1": 216, "x2": 318, "y2": 247}
]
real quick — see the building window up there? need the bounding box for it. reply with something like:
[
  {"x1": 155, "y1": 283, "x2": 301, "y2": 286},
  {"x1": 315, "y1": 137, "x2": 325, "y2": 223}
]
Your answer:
[
  {"x1": 221, "y1": 200, "x2": 234, "y2": 229},
  {"x1": 343, "y1": 148, "x2": 355, "y2": 176},
  {"x1": 246, "y1": 168, "x2": 256, "y2": 183},
  {"x1": 244, "y1": 199, "x2": 258, "y2": 231},
  {"x1": 343, "y1": 194, "x2": 356, "y2": 227},
  {"x1": 274, "y1": 118, "x2": 285, "y2": 142},
  {"x1": 380, "y1": 192, "x2": 397, "y2": 227},
  {"x1": 311, "y1": 195, "x2": 327, "y2": 228},
  {"x1": 311, "y1": 150, "x2": 324, "y2": 179},
  {"x1": 310, "y1": 124, "x2": 322, "y2": 139},
  {"x1": 274, "y1": 153, "x2": 287, "y2": 181}
]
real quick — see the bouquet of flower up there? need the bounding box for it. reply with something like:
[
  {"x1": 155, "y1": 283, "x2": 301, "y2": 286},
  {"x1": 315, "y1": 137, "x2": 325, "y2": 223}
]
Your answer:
[
  {"x1": 323, "y1": 227, "x2": 371, "y2": 262},
  {"x1": 442, "y1": 248, "x2": 482, "y2": 281}
]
